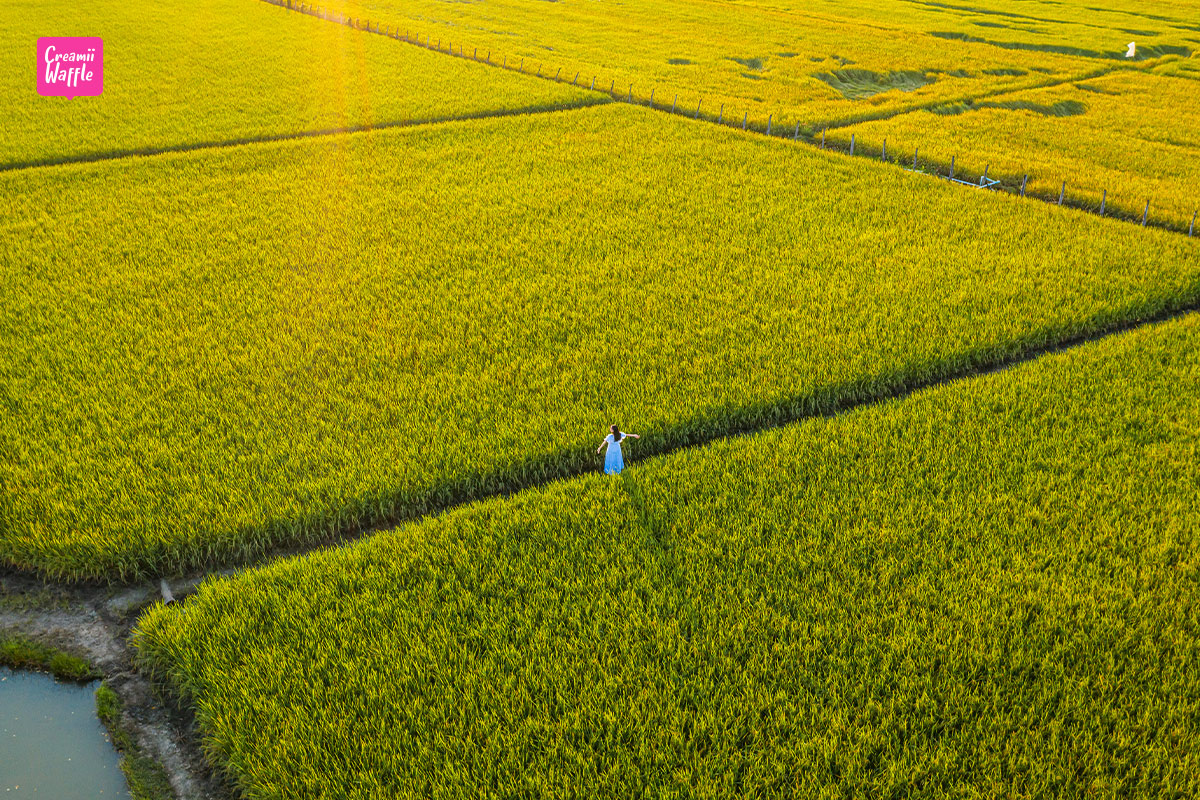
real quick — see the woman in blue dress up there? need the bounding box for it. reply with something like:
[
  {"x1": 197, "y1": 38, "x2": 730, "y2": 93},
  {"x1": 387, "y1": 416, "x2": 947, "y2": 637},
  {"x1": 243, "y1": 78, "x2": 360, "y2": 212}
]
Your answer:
[{"x1": 597, "y1": 424, "x2": 639, "y2": 475}]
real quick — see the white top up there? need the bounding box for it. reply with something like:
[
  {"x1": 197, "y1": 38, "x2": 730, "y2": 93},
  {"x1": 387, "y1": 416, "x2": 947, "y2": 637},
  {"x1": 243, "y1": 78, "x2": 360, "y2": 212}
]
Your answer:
[{"x1": 605, "y1": 433, "x2": 625, "y2": 447}]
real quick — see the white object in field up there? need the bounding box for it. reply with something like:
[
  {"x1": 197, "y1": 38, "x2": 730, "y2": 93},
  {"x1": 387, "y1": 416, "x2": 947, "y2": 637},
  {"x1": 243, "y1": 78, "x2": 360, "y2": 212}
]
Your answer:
[{"x1": 1126, "y1": 42, "x2": 1136, "y2": 58}]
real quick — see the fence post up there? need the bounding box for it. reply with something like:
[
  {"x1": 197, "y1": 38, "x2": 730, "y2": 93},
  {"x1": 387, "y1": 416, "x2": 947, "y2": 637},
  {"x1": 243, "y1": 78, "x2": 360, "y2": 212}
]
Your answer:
[
  {"x1": 1100, "y1": 189, "x2": 1106, "y2": 216},
  {"x1": 742, "y1": 112, "x2": 747, "y2": 131},
  {"x1": 610, "y1": 79, "x2": 614, "y2": 93},
  {"x1": 573, "y1": 72, "x2": 579, "y2": 86},
  {"x1": 591, "y1": 76, "x2": 596, "y2": 90},
  {"x1": 695, "y1": 100, "x2": 702, "y2": 119},
  {"x1": 767, "y1": 115, "x2": 772, "y2": 135},
  {"x1": 474, "y1": 47, "x2": 478, "y2": 60},
  {"x1": 556, "y1": 68, "x2": 562, "y2": 80},
  {"x1": 718, "y1": 104, "x2": 724, "y2": 124},
  {"x1": 503, "y1": 55, "x2": 507, "y2": 68},
  {"x1": 1191, "y1": 210, "x2": 1197, "y2": 237},
  {"x1": 982, "y1": 164, "x2": 989, "y2": 184},
  {"x1": 627, "y1": 83, "x2": 632, "y2": 101},
  {"x1": 882, "y1": 139, "x2": 887, "y2": 161},
  {"x1": 538, "y1": 65, "x2": 542, "y2": 77},
  {"x1": 794, "y1": 121, "x2": 800, "y2": 141},
  {"x1": 1058, "y1": 181, "x2": 1065, "y2": 206},
  {"x1": 487, "y1": 51, "x2": 491, "y2": 63},
  {"x1": 672, "y1": 94, "x2": 677, "y2": 112},
  {"x1": 1020, "y1": 174, "x2": 1027, "y2": 197},
  {"x1": 649, "y1": 88, "x2": 654, "y2": 106},
  {"x1": 850, "y1": 134, "x2": 855, "y2": 156},
  {"x1": 821, "y1": 127, "x2": 826, "y2": 149},
  {"x1": 913, "y1": 147, "x2": 918, "y2": 170},
  {"x1": 949, "y1": 155, "x2": 955, "y2": 179},
  {"x1": 1142, "y1": 200, "x2": 1149, "y2": 226}
]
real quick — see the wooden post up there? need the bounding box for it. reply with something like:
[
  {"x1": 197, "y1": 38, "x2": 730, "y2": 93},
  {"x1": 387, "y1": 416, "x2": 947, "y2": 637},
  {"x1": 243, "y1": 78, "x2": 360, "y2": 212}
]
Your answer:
[
  {"x1": 794, "y1": 121, "x2": 800, "y2": 141},
  {"x1": 672, "y1": 94, "x2": 677, "y2": 112},
  {"x1": 718, "y1": 104, "x2": 724, "y2": 124},
  {"x1": 1058, "y1": 181, "x2": 1065, "y2": 206},
  {"x1": 474, "y1": 47, "x2": 478, "y2": 60},
  {"x1": 882, "y1": 139, "x2": 887, "y2": 161},
  {"x1": 557, "y1": 68, "x2": 562, "y2": 81},
  {"x1": 1191, "y1": 210, "x2": 1197, "y2": 237},
  {"x1": 610, "y1": 79, "x2": 614, "y2": 93},
  {"x1": 767, "y1": 115, "x2": 772, "y2": 135},
  {"x1": 591, "y1": 76, "x2": 596, "y2": 90},
  {"x1": 950, "y1": 155, "x2": 955, "y2": 179},
  {"x1": 627, "y1": 84, "x2": 632, "y2": 101},
  {"x1": 742, "y1": 112, "x2": 747, "y2": 131},
  {"x1": 695, "y1": 100, "x2": 702, "y2": 119},
  {"x1": 982, "y1": 164, "x2": 989, "y2": 184},
  {"x1": 1020, "y1": 174, "x2": 1028, "y2": 197},
  {"x1": 913, "y1": 147, "x2": 918, "y2": 169},
  {"x1": 487, "y1": 51, "x2": 491, "y2": 63},
  {"x1": 1142, "y1": 200, "x2": 1149, "y2": 226},
  {"x1": 538, "y1": 65, "x2": 542, "y2": 77},
  {"x1": 1100, "y1": 189, "x2": 1106, "y2": 216},
  {"x1": 503, "y1": 55, "x2": 507, "y2": 69},
  {"x1": 650, "y1": 88, "x2": 654, "y2": 106},
  {"x1": 573, "y1": 72, "x2": 579, "y2": 86},
  {"x1": 850, "y1": 134, "x2": 855, "y2": 156},
  {"x1": 821, "y1": 127, "x2": 826, "y2": 149}
]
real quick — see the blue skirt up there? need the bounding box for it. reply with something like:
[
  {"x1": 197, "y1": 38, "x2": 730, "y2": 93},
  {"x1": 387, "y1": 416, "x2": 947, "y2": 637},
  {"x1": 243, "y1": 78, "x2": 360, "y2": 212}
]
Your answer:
[{"x1": 604, "y1": 444, "x2": 624, "y2": 475}]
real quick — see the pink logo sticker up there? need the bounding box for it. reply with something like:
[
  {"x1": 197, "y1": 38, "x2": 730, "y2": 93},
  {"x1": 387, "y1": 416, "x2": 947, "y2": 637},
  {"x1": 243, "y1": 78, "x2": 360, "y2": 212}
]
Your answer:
[{"x1": 38, "y1": 37, "x2": 103, "y2": 99}]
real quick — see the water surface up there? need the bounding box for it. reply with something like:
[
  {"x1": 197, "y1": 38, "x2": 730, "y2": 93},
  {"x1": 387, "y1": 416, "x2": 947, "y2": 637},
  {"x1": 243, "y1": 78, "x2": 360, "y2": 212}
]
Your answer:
[{"x1": 0, "y1": 667, "x2": 130, "y2": 798}]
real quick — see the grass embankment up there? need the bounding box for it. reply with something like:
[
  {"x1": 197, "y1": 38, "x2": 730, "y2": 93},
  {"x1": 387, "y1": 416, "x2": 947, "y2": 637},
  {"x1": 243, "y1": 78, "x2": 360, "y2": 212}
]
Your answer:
[
  {"x1": 95, "y1": 683, "x2": 174, "y2": 800},
  {"x1": 834, "y1": 70, "x2": 1200, "y2": 228},
  {"x1": 135, "y1": 314, "x2": 1200, "y2": 798},
  {"x1": 3, "y1": 103, "x2": 1199, "y2": 581},
  {"x1": 0, "y1": 634, "x2": 99, "y2": 681},
  {"x1": 0, "y1": 0, "x2": 601, "y2": 168}
]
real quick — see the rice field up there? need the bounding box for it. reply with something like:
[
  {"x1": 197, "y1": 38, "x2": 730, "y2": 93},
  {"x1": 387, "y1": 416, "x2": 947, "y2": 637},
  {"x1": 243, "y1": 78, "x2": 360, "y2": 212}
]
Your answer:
[
  {"x1": 5, "y1": 0, "x2": 1200, "y2": 794},
  {"x1": 134, "y1": 313, "x2": 1200, "y2": 798},
  {"x1": 0, "y1": 0, "x2": 601, "y2": 168},
  {"x1": 4, "y1": 103, "x2": 1199, "y2": 581},
  {"x1": 832, "y1": 70, "x2": 1200, "y2": 228},
  {"x1": 308, "y1": 0, "x2": 1197, "y2": 130}
]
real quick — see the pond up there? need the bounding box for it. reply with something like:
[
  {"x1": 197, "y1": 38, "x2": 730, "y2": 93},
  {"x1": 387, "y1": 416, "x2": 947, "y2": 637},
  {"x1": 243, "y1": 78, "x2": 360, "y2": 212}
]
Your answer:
[{"x1": 0, "y1": 667, "x2": 130, "y2": 798}]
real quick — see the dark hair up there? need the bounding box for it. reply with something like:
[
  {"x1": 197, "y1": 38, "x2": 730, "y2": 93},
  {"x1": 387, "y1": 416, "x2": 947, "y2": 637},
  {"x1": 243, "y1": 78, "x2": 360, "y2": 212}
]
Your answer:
[{"x1": 610, "y1": 424, "x2": 621, "y2": 441}]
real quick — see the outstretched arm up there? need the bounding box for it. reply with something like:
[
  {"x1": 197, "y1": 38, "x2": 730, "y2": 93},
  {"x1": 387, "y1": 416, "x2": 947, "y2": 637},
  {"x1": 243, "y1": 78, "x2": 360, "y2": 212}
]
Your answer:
[{"x1": 626, "y1": 433, "x2": 640, "y2": 439}]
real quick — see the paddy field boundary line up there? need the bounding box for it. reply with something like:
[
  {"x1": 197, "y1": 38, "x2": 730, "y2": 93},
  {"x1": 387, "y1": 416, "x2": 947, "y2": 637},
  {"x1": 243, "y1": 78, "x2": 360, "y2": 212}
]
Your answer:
[{"x1": 0, "y1": 99, "x2": 611, "y2": 175}]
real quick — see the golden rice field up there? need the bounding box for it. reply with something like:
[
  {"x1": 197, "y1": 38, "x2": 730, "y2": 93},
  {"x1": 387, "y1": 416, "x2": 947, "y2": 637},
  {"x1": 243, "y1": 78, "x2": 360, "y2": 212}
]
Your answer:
[
  {"x1": 833, "y1": 70, "x2": 1200, "y2": 228},
  {"x1": 135, "y1": 313, "x2": 1200, "y2": 798},
  {"x1": 306, "y1": 0, "x2": 1098, "y2": 131},
  {"x1": 4, "y1": 103, "x2": 1198, "y2": 582},
  {"x1": 0, "y1": 0, "x2": 599, "y2": 168},
  {"x1": 4, "y1": 0, "x2": 1200, "y2": 796},
  {"x1": 313, "y1": 0, "x2": 1198, "y2": 128}
]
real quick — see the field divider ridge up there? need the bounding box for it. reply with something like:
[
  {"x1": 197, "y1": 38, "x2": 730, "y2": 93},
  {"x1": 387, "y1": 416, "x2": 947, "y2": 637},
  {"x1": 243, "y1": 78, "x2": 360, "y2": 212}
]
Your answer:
[{"x1": 0, "y1": 99, "x2": 611, "y2": 175}]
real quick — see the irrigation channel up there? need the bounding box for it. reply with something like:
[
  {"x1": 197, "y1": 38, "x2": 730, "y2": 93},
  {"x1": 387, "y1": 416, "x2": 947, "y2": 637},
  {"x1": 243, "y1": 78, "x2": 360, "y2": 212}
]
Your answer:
[{"x1": 0, "y1": 667, "x2": 129, "y2": 798}]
